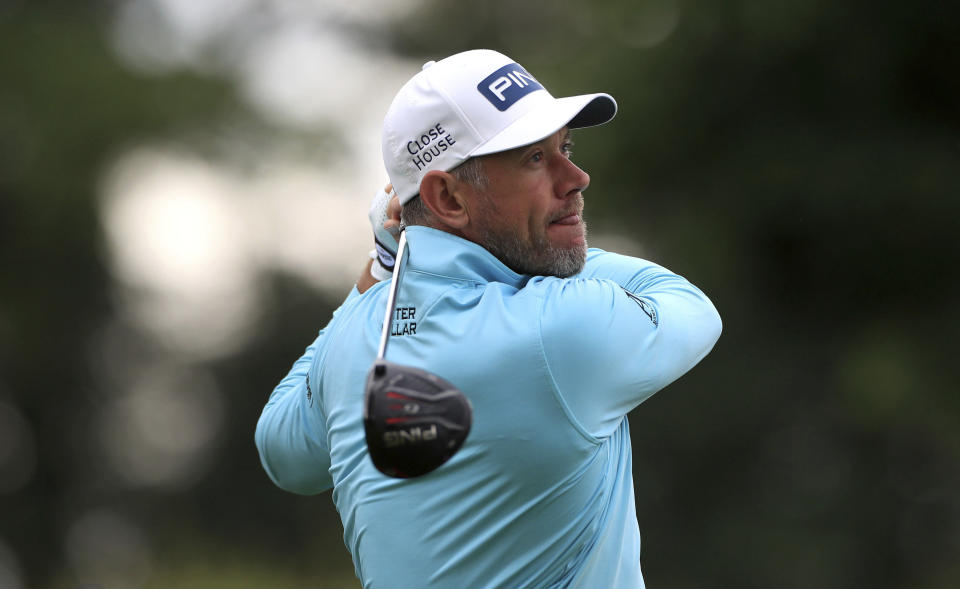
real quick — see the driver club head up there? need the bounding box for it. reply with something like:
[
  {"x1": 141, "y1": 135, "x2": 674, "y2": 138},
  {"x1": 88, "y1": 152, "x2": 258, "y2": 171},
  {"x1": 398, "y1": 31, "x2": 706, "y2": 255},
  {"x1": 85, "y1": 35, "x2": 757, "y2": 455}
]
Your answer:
[{"x1": 363, "y1": 359, "x2": 473, "y2": 478}]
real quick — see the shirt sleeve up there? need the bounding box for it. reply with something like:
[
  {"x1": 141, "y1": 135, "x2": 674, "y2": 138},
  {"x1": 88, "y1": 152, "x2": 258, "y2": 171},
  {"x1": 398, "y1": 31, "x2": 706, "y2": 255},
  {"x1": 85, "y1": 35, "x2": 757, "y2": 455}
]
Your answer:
[
  {"x1": 254, "y1": 287, "x2": 360, "y2": 494},
  {"x1": 538, "y1": 249, "x2": 722, "y2": 438}
]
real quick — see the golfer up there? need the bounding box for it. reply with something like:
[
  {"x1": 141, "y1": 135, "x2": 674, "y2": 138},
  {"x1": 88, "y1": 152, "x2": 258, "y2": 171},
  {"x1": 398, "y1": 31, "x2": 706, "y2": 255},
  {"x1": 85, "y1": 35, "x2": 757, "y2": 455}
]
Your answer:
[{"x1": 256, "y1": 49, "x2": 722, "y2": 588}]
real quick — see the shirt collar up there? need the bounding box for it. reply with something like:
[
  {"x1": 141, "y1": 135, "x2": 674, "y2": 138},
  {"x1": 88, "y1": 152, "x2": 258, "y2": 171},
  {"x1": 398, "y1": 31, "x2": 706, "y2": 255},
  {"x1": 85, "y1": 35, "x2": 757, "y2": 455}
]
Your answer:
[{"x1": 404, "y1": 226, "x2": 529, "y2": 288}]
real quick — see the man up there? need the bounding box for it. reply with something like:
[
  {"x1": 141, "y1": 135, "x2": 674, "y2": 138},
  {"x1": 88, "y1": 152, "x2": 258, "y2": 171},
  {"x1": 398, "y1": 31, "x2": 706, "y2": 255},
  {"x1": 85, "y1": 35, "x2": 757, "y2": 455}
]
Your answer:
[{"x1": 256, "y1": 49, "x2": 721, "y2": 588}]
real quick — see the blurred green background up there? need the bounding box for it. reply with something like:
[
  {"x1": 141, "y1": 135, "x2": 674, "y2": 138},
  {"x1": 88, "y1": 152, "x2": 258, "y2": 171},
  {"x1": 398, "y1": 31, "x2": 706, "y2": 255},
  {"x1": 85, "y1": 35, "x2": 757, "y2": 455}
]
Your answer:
[{"x1": 1, "y1": 0, "x2": 958, "y2": 587}]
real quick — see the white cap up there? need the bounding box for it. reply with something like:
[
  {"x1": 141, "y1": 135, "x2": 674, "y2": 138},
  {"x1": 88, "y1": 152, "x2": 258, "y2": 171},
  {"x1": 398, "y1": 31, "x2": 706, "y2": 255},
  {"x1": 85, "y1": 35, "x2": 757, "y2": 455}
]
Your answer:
[{"x1": 382, "y1": 49, "x2": 618, "y2": 205}]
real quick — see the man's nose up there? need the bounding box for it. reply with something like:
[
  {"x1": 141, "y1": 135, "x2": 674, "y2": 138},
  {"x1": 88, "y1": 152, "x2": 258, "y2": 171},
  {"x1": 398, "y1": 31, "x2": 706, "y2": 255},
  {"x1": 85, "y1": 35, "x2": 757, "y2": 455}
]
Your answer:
[{"x1": 557, "y1": 157, "x2": 590, "y2": 197}]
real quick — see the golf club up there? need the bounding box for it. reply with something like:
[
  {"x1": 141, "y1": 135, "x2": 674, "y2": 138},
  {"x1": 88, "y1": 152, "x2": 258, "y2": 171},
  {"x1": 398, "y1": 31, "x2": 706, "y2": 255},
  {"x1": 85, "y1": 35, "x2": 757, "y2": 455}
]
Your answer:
[{"x1": 363, "y1": 230, "x2": 473, "y2": 478}]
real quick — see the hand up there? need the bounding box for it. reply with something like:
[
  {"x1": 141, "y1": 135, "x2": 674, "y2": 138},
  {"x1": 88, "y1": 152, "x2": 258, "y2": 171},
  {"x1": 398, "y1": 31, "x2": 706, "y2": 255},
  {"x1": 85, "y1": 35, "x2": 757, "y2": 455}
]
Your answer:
[{"x1": 368, "y1": 184, "x2": 402, "y2": 281}]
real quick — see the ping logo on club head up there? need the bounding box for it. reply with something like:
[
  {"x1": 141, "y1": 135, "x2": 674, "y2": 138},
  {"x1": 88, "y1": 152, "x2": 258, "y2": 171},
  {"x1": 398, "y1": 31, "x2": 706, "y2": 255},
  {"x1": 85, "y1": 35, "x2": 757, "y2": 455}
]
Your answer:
[
  {"x1": 384, "y1": 425, "x2": 438, "y2": 448},
  {"x1": 477, "y1": 63, "x2": 544, "y2": 111}
]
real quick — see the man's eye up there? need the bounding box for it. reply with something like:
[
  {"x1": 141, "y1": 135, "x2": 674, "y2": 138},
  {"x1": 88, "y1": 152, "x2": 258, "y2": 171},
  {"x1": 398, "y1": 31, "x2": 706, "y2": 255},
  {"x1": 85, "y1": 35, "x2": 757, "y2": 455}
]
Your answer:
[
  {"x1": 530, "y1": 152, "x2": 543, "y2": 163},
  {"x1": 562, "y1": 142, "x2": 574, "y2": 158}
]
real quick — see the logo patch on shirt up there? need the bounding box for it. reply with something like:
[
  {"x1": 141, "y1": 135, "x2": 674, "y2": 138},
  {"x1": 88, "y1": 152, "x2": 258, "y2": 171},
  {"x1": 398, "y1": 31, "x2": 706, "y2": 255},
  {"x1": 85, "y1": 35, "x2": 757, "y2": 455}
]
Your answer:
[
  {"x1": 622, "y1": 288, "x2": 659, "y2": 327},
  {"x1": 391, "y1": 306, "x2": 417, "y2": 336},
  {"x1": 477, "y1": 63, "x2": 544, "y2": 111},
  {"x1": 306, "y1": 373, "x2": 313, "y2": 406}
]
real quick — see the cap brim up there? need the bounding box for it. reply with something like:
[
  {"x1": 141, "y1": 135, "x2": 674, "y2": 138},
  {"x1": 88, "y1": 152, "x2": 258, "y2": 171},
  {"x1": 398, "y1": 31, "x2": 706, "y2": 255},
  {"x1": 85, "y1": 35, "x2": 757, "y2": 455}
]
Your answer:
[{"x1": 472, "y1": 93, "x2": 617, "y2": 157}]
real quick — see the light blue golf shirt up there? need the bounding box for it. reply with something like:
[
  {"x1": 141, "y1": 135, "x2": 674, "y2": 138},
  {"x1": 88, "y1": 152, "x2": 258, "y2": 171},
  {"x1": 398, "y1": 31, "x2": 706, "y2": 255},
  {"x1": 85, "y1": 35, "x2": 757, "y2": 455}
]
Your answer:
[{"x1": 256, "y1": 226, "x2": 722, "y2": 588}]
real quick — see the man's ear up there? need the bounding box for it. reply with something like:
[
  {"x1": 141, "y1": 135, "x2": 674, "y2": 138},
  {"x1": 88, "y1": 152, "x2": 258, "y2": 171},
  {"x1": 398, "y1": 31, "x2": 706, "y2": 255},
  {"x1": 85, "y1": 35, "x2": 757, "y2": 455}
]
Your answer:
[{"x1": 419, "y1": 171, "x2": 470, "y2": 230}]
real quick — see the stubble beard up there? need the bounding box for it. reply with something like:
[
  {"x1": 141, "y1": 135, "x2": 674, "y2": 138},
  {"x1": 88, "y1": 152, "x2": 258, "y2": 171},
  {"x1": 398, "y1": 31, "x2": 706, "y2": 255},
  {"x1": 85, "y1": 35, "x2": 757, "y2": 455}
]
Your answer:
[{"x1": 475, "y1": 215, "x2": 588, "y2": 278}]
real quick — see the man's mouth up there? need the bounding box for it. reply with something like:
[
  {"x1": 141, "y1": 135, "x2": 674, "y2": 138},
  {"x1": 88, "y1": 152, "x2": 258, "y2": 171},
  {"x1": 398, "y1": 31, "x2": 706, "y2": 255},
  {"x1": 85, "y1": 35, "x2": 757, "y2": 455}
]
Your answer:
[{"x1": 550, "y1": 213, "x2": 581, "y2": 226}]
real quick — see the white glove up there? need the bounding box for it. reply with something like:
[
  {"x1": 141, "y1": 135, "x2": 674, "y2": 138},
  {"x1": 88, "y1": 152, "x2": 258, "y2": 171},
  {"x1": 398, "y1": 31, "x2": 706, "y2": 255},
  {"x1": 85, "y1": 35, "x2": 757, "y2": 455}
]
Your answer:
[{"x1": 368, "y1": 185, "x2": 400, "y2": 281}]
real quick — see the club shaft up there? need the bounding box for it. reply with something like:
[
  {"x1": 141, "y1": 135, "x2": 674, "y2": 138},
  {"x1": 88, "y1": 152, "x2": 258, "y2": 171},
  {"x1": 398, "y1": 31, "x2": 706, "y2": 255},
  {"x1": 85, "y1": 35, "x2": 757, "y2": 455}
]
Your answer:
[{"x1": 376, "y1": 231, "x2": 408, "y2": 360}]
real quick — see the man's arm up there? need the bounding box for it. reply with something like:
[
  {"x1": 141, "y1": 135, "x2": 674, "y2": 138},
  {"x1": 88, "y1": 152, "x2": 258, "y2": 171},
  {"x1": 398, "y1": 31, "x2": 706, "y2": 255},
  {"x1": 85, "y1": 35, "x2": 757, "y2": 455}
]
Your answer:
[
  {"x1": 256, "y1": 279, "x2": 369, "y2": 493},
  {"x1": 539, "y1": 249, "x2": 722, "y2": 437},
  {"x1": 255, "y1": 325, "x2": 336, "y2": 495},
  {"x1": 256, "y1": 184, "x2": 399, "y2": 492}
]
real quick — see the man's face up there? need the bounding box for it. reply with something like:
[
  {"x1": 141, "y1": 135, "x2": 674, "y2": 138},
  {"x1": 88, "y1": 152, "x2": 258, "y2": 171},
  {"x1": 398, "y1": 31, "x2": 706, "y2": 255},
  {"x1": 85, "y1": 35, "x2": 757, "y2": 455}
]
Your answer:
[{"x1": 463, "y1": 128, "x2": 591, "y2": 278}]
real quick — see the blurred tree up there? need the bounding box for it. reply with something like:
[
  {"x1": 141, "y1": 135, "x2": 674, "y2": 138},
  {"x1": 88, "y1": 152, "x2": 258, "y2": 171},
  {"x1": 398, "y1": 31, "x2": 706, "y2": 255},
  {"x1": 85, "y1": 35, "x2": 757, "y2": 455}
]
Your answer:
[{"x1": 0, "y1": 1, "x2": 355, "y2": 586}]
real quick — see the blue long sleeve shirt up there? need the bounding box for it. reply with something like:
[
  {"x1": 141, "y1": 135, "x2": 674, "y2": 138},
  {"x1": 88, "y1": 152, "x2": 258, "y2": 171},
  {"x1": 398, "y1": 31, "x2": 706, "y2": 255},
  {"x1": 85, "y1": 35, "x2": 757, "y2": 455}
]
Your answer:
[{"x1": 256, "y1": 225, "x2": 722, "y2": 588}]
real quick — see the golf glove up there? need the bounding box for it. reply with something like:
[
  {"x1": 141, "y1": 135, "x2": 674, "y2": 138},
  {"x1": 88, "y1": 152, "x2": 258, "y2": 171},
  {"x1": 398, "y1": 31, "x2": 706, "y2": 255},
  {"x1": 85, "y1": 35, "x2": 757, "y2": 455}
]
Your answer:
[{"x1": 368, "y1": 185, "x2": 399, "y2": 281}]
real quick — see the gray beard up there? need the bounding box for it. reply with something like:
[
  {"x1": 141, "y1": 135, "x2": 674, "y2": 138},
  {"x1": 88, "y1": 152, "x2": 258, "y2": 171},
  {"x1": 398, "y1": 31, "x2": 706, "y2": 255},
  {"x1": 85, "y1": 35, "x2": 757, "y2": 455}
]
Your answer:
[{"x1": 476, "y1": 220, "x2": 588, "y2": 278}]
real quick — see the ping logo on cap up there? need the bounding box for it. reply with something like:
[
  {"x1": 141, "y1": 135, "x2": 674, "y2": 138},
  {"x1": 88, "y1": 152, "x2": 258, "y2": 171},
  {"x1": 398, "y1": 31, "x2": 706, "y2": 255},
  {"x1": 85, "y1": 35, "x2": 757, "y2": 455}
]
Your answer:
[{"x1": 477, "y1": 63, "x2": 544, "y2": 111}]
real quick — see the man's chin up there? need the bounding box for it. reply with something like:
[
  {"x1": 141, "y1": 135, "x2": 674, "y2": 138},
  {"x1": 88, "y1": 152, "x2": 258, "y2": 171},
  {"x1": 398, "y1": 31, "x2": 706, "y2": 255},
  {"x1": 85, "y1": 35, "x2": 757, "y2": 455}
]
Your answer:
[
  {"x1": 476, "y1": 223, "x2": 588, "y2": 278},
  {"x1": 535, "y1": 224, "x2": 589, "y2": 277},
  {"x1": 546, "y1": 243, "x2": 588, "y2": 278},
  {"x1": 546, "y1": 222, "x2": 589, "y2": 277}
]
